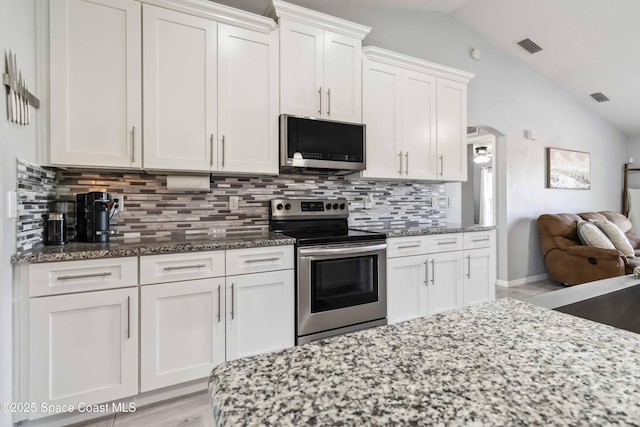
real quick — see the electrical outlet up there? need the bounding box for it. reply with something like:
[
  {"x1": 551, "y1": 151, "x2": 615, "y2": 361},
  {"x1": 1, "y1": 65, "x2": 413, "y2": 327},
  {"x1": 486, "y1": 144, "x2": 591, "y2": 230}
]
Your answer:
[
  {"x1": 111, "y1": 194, "x2": 123, "y2": 212},
  {"x1": 6, "y1": 191, "x2": 17, "y2": 219},
  {"x1": 229, "y1": 196, "x2": 239, "y2": 210}
]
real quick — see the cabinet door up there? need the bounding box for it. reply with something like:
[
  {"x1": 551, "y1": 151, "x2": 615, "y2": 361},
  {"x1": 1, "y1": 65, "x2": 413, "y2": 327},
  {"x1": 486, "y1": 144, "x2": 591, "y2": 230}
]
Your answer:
[
  {"x1": 323, "y1": 31, "x2": 362, "y2": 123},
  {"x1": 463, "y1": 247, "x2": 496, "y2": 306},
  {"x1": 427, "y1": 251, "x2": 463, "y2": 315},
  {"x1": 436, "y1": 78, "x2": 467, "y2": 181},
  {"x1": 29, "y1": 288, "x2": 138, "y2": 419},
  {"x1": 142, "y1": 5, "x2": 217, "y2": 172},
  {"x1": 402, "y1": 70, "x2": 437, "y2": 180},
  {"x1": 387, "y1": 255, "x2": 428, "y2": 324},
  {"x1": 50, "y1": 0, "x2": 141, "y2": 168},
  {"x1": 226, "y1": 270, "x2": 294, "y2": 361},
  {"x1": 218, "y1": 24, "x2": 279, "y2": 175},
  {"x1": 279, "y1": 19, "x2": 324, "y2": 118},
  {"x1": 361, "y1": 59, "x2": 402, "y2": 179},
  {"x1": 140, "y1": 278, "x2": 225, "y2": 392}
]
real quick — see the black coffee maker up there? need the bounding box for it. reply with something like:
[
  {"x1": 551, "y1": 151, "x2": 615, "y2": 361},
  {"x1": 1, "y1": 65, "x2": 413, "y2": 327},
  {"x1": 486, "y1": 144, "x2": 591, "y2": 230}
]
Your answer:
[{"x1": 76, "y1": 192, "x2": 114, "y2": 243}]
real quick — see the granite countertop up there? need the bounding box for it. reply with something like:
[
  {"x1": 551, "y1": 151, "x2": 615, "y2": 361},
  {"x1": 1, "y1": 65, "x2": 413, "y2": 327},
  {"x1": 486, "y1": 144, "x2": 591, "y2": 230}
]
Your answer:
[
  {"x1": 12, "y1": 231, "x2": 295, "y2": 264},
  {"x1": 209, "y1": 298, "x2": 640, "y2": 425},
  {"x1": 354, "y1": 223, "x2": 496, "y2": 238}
]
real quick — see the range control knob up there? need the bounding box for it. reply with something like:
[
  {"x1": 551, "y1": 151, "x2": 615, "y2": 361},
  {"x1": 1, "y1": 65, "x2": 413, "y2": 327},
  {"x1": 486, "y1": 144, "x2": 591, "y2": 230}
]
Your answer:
[
  {"x1": 340, "y1": 203, "x2": 346, "y2": 210},
  {"x1": 276, "y1": 203, "x2": 284, "y2": 211},
  {"x1": 326, "y1": 203, "x2": 332, "y2": 210},
  {"x1": 285, "y1": 203, "x2": 292, "y2": 210},
  {"x1": 333, "y1": 203, "x2": 339, "y2": 210}
]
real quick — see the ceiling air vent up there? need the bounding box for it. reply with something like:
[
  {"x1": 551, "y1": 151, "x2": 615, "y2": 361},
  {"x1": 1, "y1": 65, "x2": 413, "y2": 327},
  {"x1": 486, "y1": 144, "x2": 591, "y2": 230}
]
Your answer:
[
  {"x1": 589, "y1": 92, "x2": 610, "y2": 103},
  {"x1": 516, "y1": 38, "x2": 543, "y2": 54}
]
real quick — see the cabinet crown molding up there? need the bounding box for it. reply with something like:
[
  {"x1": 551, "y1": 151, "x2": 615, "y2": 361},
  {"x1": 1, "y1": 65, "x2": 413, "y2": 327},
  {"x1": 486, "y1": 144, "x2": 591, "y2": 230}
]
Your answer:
[
  {"x1": 140, "y1": 0, "x2": 277, "y2": 33},
  {"x1": 363, "y1": 46, "x2": 475, "y2": 84},
  {"x1": 267, "y1": 0, "x2": 371, "y2": 40}
]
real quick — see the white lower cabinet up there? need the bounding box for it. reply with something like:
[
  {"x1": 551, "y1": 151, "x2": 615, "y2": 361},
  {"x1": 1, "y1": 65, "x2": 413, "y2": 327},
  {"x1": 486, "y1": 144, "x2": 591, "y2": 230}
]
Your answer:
[
  {"x1": 225, "y1": 270, "x2": 295, "y2": 361},
  {"x1": 29, "y1": 288, "x2": 138, "y2": 419},
  {"x1": 140, "y1": 277, "x2": 225, "y2": 392},
  {"x1": 463, "y1": 247, "x2": 496, "y2": 306},
  {"x1": 387, "y1": 252, "x2": 463, "y2": 324},
  {"x1": 387, "y1": 231, "x2": 495, "y2": 325}
]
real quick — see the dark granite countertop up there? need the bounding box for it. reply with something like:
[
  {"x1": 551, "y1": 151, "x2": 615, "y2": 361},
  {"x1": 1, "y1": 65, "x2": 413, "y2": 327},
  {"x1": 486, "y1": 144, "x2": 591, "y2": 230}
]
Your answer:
[
  {"x1": 354, "y1": 223, "x2": 496, "y2": 238},
  {"x1": 209, "y1": 298, "x2": 640, "y2": 425},
  {"x1": 12, "y1": 232, "x2": 295, "y2": 264}
]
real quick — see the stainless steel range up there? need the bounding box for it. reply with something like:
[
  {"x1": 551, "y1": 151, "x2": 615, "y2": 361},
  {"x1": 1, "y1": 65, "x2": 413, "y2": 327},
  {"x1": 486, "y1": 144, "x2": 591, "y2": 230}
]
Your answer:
[{"x1": 269, "y1": 198, "x2": 387, "y2": 345}]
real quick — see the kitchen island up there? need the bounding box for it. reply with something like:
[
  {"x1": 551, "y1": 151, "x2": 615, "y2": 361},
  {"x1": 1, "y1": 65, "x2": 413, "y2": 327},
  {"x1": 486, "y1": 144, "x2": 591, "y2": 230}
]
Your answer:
[{"x1": 209, "y1": 298, "x2": 640, "y2": 425}]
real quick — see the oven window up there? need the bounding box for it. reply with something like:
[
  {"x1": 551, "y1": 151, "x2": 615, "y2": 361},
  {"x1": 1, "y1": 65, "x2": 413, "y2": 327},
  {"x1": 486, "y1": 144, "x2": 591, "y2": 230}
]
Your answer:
[{"x1": 310, "y1": 255, "x2": 378, "y2": 313}]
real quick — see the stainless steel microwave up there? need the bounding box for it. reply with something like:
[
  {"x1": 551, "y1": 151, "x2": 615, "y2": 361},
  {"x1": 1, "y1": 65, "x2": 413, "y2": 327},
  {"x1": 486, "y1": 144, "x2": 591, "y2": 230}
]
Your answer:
[{"x1": 280, "y1": 114, "x2": 366, "y2": 175}]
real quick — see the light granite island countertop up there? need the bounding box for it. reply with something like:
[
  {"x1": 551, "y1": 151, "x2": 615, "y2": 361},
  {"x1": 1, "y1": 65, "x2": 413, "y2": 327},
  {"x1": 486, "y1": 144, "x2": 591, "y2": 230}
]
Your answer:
[
  {"x1": 209, "y1": 298, "x2": 640, "y2": 425},
  {"x1": 11, "y1": 231, "x2": 295, "y2": 264}
]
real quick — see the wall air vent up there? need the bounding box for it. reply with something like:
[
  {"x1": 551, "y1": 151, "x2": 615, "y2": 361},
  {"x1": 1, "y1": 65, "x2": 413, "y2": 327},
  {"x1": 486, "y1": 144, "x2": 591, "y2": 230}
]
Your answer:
[
  {"x1": 516, "y1": 38, "x2": 543, "y2": 54},
  {"x1": 589, "y1": 92, "x2": 610, "y2": 103}
]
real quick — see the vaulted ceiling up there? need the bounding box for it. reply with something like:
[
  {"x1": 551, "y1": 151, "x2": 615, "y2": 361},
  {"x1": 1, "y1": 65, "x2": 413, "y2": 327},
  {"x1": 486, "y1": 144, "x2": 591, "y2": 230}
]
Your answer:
[{"x1": 212, "y1": 0, "x2": 640, "y2": 137}]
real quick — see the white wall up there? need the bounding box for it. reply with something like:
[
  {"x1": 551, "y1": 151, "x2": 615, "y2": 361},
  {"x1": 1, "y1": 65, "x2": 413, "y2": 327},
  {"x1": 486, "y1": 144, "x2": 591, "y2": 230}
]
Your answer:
[
  {"x1": 626, "y1": 136, "x2": 640, "y2": 189},
  {"x1": 286, "y1": 0, "x2": 628, "y2": 282},
  {"x1": 0, "y1": 0, "x2": 37, "y2": 423}
]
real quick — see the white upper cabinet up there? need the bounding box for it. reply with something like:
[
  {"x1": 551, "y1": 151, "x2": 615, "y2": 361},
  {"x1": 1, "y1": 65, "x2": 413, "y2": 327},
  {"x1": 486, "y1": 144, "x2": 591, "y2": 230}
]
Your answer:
[
  {"x1": 270, "y1": 0, "x2": 371, "y2": 124},
  {"x1": 142, "y1": 5, "x2": 217, "y2": 172},
  {"x1": 217, "y1": 23, "x2": 279, "y2": 175},
  {"x1": 362, "y1": 47, "x2": 474, "y2": 181},
  {"x1": 49, "y1": 0, "x2": 141, "y2": 168}
]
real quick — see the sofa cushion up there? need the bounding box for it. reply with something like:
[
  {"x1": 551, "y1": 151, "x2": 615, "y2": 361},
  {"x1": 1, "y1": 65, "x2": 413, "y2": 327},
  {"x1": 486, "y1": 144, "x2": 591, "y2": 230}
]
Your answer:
[
  {"x1": 576, "y1": 219, "x2": 616, "y2": 250},
  {"x1": 592, "y1": 218, "x2": 635, "y2": 257}
]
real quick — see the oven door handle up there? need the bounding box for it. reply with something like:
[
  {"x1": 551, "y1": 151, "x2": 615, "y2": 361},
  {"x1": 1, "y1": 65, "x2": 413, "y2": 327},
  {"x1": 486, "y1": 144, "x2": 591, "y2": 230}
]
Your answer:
[{"x1": 299, "y1": 243, "x2": 387, "y2": 257}]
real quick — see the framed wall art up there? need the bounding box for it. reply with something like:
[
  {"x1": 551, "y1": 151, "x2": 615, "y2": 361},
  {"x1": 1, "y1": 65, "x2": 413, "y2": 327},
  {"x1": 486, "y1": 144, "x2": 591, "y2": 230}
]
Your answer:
[{"x1": 546, "y1": 147, "x2": 590, "y2": 190}]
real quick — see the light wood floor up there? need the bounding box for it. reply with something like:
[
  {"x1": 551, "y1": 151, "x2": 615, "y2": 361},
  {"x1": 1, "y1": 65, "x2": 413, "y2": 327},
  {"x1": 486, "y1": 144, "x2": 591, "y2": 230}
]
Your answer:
[
  {"x1": 75, "y1": 281, "x2": 564, "y2": 427},
  {"x1": 495, "y1": 278, "x2": 566, "y2": 301},
  {"x1": 73, "y1": 391, "x2": 214, "y2": 427}
]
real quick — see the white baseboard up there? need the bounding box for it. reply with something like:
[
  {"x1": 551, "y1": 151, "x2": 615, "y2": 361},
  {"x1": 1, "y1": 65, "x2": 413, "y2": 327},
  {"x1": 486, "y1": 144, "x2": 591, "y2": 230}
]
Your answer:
[{"x1": 496, "y1": 273, "x2": 549, "y2": 288}]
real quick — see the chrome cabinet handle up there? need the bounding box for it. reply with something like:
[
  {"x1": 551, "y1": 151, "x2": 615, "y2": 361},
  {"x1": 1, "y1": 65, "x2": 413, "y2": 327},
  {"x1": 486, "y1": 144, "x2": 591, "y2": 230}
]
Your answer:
[
  {"x1": 472, "y1": 238, "x2": 490, "y2": 242},
  {"x1": 57, "y1": 272, "x2": 112, "y2": 281},
  {"x1": 424, "y1": 260, "x2": 428, "y2": 286},
  {"x1": 430, "y1": 259, "x2": 435, "y2": 285},
  {"x1": 127, "y1": 296, "x2": 131, "y2": 339},
  {"x1": 131, "y1": 126, "x2": 136, "y2": 163},
  {"x1": 231, "y1": 283, "x2": 235, "y2": 320},
  {"x1": 244, "y1": 257, "x2": 279, "y2": 264},
  {"x1": 439, "y1": 155, "x2": 444, "y2": 177},
  {"x1": 397, "y1": 243, "x2": 420, "y2": 249},
  {"x1": 405, "y1": 152, "x2": 409, "y2": 175},
  {"x1": 318, "y1": 86, "x2": 322, "y2": 115},
  {"x1": 217, "y1": 284, "x2": 221, "y2": 323},
  {"x1": 163, "y1": 264, "x2": 206, "y2": 271},
  {"x1": 466, "y1": 255, "x2": 471, "y2": 278},
  {"x1": 437, "y1": 240, "x2": 457, "y2": 245},
  {"x1": 222, "y1": 135, "x2": 226, "y2": 168},
  {"x1": 210, "y1": 134, "x2": 214, "y2": 167},
  {"x1": 398, "y1": 152, "x2": 403, "y2": 175},
  {"x1": 327, "y1": 88, "x2": 331, "y2": 116}
]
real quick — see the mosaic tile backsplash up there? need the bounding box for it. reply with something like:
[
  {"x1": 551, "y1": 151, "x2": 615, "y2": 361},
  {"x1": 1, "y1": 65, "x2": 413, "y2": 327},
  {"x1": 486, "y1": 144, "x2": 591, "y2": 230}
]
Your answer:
[
  {"x1": 15, "y1": 154, "x2": 447, "y2": 248},
  {"x1": 53, "y1": 171, "x2": 447, "y2": 241},
  {"x1": 16, "y1": 159, "x2": 57, "y2": 252}
]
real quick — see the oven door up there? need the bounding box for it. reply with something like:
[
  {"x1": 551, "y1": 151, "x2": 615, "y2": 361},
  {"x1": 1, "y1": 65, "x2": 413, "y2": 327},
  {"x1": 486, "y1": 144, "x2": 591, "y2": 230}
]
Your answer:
[{"x1": 297, "y1": 242, "x2": 387, "y2": 337}]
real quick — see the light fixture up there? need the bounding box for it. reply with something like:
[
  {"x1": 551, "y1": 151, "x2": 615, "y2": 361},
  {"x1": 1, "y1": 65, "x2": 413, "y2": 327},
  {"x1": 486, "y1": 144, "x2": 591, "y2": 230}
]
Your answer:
[{"x1": 473, "y1": 146, "x2": 491, "y2": 164}]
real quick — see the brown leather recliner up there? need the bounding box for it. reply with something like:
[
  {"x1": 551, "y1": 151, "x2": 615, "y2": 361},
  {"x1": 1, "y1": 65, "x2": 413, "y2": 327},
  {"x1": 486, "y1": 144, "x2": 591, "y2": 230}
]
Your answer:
[{"x1": 537, "y1": 211, "x2": 640, "y2": 285}]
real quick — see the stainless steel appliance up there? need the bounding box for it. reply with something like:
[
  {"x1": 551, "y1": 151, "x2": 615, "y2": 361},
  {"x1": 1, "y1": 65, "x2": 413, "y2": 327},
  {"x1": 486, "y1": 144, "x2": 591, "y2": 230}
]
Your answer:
[
  {"x1": 280, "y1": 114, "x2": 366, "y2": 175},
  {"x1": 43, "y1": 213, "x2": 67, "y2": 245},
  {"x1": 269, "y1": 198, "x2": 387, "y2": 345}
]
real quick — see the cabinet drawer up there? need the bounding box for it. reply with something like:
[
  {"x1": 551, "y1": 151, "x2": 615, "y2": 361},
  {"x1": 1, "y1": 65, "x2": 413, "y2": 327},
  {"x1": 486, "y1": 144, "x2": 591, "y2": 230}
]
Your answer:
[
  {"x1": 226, "y1": 246, "x2": 294, "y2": 276},
  {"x1": 140, "y1": 251, "x2": 225, "y2": 285},
  {"x1": 423, "y1": 233, "x2": 463, "y2": 253},
  {"x1": 29, "y1": 257, "x2": 138, "y2": 297},
  {"x1": 463, "y1": 230, "x2": 496, "y2": 250},
  {"x1": 387, "y1": 237, "x2": 427, "y2": 258}
]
